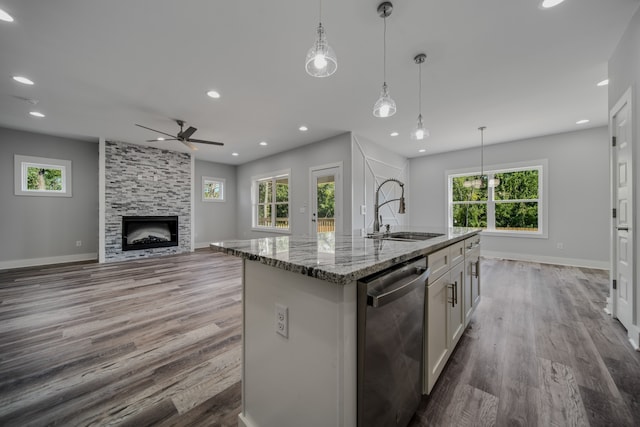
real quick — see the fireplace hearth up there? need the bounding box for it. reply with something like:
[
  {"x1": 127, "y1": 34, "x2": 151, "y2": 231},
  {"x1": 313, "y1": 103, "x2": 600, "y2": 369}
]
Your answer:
[{"x1": 122, "y1": 216, "x2": 178, "y2": 251}]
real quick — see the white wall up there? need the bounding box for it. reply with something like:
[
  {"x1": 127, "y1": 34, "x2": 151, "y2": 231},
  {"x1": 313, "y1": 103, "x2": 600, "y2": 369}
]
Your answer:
[
  {"x1": 236, "y1": 133, "x2": 352, "y2": 239},
  {"x1": 351, "y1": 134, "x2": 409, "y2": 235},
  {"x1": 409, "y1": 127, "x2": 610, "y2": 267},
  {"x1": 608, "y1": 5, "x2": 640, "y2": 342},
  {"x1": 0, "y1": 127, "x2": 98, "y2": 268},
  {"x1": 194, "y1": 159, "x2": 237, "y2": 247}
]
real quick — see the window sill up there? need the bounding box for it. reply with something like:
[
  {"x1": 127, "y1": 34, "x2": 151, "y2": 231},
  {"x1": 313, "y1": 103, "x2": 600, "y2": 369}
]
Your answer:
[
  {"x1": 251, "y1": 227, "x2": 291, "y2": 235},
  {"x1": 480, "y1": 230, "x2": 548, "y2": 239}
]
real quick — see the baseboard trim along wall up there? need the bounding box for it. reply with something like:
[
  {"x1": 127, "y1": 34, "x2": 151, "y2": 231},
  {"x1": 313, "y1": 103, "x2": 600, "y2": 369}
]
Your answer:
[
  {"x1": 195, "y1": 242, "x2": 215, "y2": 250},
  {"x1": 0, "y1": 253, "x2": 98, "y2": 271},
  {"x1": 482, "y1": 250, "x2": 609, "y2": 270}
]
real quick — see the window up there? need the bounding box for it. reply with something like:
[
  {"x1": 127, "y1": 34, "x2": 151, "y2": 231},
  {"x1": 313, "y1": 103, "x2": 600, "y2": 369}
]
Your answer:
[
  {"x1": 252, "y1": 170, "x2": 290, "y2": 232},
  {"x1": 14, "y1": 155, "x2": 72, "y2": 197},
  {"x1": 202, "y1": 176, "x2": 225, "y2": 202},
  {"x1": 448, "y1": 160, "x2": 547, "y2": 237}
]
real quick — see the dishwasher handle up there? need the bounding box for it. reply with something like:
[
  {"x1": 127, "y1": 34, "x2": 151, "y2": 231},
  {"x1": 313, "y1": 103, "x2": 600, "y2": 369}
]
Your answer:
[{"x1": 367, "y1": 267, "x2": 430, "y2": 308}]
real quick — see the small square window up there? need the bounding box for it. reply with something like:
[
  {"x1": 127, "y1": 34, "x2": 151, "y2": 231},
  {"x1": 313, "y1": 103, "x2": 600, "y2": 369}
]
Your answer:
[
  {"x1": 14, "y1": 155, "x2": 72, "y2": 197},
  {"x1": 202, "y1": 176, "x2": 225, "y2": 202}
]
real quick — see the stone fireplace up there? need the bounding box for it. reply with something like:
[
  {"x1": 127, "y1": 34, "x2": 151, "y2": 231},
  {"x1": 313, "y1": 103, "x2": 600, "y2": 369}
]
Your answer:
[{"x1": 122, "y1": 216, "x2": 178, "y2": 251}]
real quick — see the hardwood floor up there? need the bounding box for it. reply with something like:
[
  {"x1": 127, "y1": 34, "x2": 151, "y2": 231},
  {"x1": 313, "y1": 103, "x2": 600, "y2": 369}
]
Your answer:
[
  {"x1": 0, "y1": 250, "x2": 243, "y2": 426},
  {"x1": 1, "y1": 254, "x2": 640, "y2": 426}
]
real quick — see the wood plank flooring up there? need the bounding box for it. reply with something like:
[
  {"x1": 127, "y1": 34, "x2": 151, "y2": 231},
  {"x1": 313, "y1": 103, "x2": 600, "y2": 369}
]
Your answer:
[
  {"x1": 1, "y1": 254, "x2": 640, "y2": 426},
  {"x1": 0, "y1": 251, "x2": 242, "y2": 426}
]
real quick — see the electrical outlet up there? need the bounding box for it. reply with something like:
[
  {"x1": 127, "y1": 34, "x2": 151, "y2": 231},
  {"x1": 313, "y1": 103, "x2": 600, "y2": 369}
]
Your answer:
[
  {"x1": 275, "y1": 303, "x2": 288, "y2": 338},
  {"x1": 557, "y1": 242, "x2": 564, "y2": 249},
  {"x1": 76, "y1": 240, "x2": 82, "y2": 247},
  {"x1": 360, "y1": 205, "x2": 367, "y2": 215}
]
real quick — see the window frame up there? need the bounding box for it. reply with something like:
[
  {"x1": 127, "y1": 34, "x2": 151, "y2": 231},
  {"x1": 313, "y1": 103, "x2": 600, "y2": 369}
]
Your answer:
[
  {"x1": 202, "y1": 176, "x2": 226, "y2": 202},
  {"x1": 446, "y1": 159, "x2": 548, "y2": 238},
  {"x1": 14, "y1": 154, "x2": 72, "y2": 197},
  {"x1": 251, "y1": 169, "x2": 291, "y2": 233}
]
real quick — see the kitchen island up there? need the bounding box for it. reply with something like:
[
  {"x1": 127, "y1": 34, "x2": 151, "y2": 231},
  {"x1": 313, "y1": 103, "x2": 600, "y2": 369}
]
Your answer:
[{"x1": 210, "y1": 227, "x2": 480, "y2": 427}]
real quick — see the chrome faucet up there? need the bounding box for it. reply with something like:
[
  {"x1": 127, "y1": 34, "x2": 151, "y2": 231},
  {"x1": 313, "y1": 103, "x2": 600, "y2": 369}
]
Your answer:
[{"x1": 373, "y1": 178, "x2": 406, "y2": 233}]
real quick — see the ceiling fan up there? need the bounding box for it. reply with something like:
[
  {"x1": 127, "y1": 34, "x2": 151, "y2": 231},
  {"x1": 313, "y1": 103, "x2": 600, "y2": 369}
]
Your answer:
[{"x1": 135, "y1": 120, "x2": 224, "y2": 150}]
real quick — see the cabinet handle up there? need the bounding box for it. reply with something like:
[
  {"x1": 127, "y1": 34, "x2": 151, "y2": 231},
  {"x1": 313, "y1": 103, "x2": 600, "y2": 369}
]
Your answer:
[
  {"x1": 448, "y1": 284, "x2": 455, "y2": 307},
  {"x1": 475, "y1": 260, "x2": 480, "y2": 278},
  {"x1": 454, "y1": 281, "x2": 458, "y2": 306}
]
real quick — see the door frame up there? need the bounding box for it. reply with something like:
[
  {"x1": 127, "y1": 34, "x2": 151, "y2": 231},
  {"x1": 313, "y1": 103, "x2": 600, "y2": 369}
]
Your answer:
[
  {"x1": 309, "y1": 162, "x2": 343, "y2": 235},
  {"x1": 609, "y1": 87, "x2": 638, "y2": 348}
]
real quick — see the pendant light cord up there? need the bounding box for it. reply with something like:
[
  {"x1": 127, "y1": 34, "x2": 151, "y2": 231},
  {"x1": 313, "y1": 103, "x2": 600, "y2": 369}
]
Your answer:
[
  {"x1": 319, "y1": 0, "x2": 322, "y2": 23},
  {"x1": 480, "y1": 127, "x2": 485, "y2": 179},
  {"x1": 383, "y1": 16, "x2": 387, "y2": 84},
  {"x1": 418, "y1": 62, "x2": 422, "y2": 114}
]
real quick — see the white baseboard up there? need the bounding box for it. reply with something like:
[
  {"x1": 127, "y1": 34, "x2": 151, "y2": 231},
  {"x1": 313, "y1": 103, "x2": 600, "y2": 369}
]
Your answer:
[
  {"x1": 0, "y1": 252, "x2": 98, "y2": 271},
  {"x1": 195, "y1": 241, "x2": 214, "y2": 249},
  {"x1": 238, "y1": 413, "x2": 257, "y2": 427},
  {"x1": 482, "y1": 250, "x2": 609, "y2": 270}
]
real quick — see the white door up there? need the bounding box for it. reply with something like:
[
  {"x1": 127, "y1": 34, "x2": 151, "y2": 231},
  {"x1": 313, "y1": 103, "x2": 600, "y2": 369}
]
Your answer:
[
  {"x1": 310, "y1": 164, "x2": 342, "y2": 235},
  {"x1": 611, "y1": 90, "x2": 634, "y2": 331}
]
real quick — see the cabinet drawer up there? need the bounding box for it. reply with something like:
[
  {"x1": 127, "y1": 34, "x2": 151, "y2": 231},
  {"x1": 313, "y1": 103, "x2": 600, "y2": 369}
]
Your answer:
[
  {"x1": 427, "y1": 247, "x2": 449, "y2": 283},
  {"x1": 449, "y1": 241, "x2": 465, "y2": 266},
  {"x1": 464, "y1": 234, "x2": 481, "y2": 254}
]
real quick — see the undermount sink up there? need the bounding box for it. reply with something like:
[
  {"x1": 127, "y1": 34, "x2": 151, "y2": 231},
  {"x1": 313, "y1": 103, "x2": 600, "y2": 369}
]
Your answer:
[{"x1": 366, "y1": 231, "x2": 444, "y2": 242}]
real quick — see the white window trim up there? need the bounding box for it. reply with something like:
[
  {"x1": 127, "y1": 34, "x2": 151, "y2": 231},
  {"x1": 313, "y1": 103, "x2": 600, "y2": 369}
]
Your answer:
[
  {"x1": 445, "y1": 159, "x2": 548, "y2": 239},
  {"x1": 202, "y1": 176, "x2": 225, "y2": 202},
  {"x1": 251, "y1": 168, "x2": 291, "y2": 233},
  {"x1": 14, "y1": 155, "x2": 72, "y2": 197}
]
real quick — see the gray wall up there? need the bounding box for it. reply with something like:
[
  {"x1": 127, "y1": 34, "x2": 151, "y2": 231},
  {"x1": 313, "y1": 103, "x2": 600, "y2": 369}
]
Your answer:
[
  {"x1": 194, "y1": 159, "x2": 237, "y2": 246},
  {"x1": 608, "y1": 5, "x2": 640, "y2": 331},
  {"x1": 0, "y1": 127, "x2": 98, "y2": 264},
  {"x1": 236, "y1": 133, "x2": 352, "y2": 238},
  {"x1": 409, "y1": 127, "x2": 610, "y2": 266}
]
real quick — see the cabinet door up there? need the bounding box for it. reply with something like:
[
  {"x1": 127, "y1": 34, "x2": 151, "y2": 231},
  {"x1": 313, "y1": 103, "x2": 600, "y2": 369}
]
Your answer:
[
  {"x1": 464, "y1": 256, "x2": 474, "y2": 326},
  {"x1": 425, "y1": 273, "x2": 450, "y2": 394},
  {"x1": 448, "y1": 261, "x2": 465, "y2": 348}
]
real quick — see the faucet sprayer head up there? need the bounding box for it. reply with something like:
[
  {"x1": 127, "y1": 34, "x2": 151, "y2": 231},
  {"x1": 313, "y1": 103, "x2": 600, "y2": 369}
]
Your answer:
[{"x1": 398, "y1": 197, "x2": 406, "y2": 214}]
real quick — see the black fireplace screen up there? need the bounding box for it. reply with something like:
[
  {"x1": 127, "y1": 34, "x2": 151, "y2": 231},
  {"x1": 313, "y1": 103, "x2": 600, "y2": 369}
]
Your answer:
[{"x1": 122, "y1": 216, "x2": 178, "y2": 251}]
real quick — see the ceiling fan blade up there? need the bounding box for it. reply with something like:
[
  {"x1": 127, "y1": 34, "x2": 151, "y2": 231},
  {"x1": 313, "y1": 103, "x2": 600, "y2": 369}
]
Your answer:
[
  {"x1": 180, "y1": 140, "x2": 198, "y2": 151},
  {"x1": 146, "y1": 138, "x2": 178, "y2": 142},
  {"x1": 179, "y1": 126, "x2": 197, "y2": 140},
  {"x1": 187, "y1": 138, "x2": 224, "y2": 146},
  {"x1": 135, "y1": 123, "x2": 177, "y2": 139}
]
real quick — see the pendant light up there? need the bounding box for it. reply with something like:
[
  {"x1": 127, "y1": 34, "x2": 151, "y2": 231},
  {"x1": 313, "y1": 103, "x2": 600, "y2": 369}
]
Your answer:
[
  {"x1": 411, "y1": 53, "x2": 429, "y2": 140},
  {"x1": 464, "y1": 126, "x2": 486, "y2": 189},
  {"x1": 373, "y1": 2, "x2": 396, "y2": 118},
  {"x1": 305, "y1": 0, "x2": 337, "y2": 78}
]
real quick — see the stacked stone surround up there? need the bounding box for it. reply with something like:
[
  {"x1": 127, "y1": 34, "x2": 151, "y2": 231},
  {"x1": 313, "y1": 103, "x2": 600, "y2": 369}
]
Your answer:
[{"x1": 104, "y1": 141, "x2": 191, "y2": 262}]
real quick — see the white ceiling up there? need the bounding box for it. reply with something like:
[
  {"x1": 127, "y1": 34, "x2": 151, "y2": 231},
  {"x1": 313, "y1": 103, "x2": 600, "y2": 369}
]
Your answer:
[{"x1": 0, "y1": 0, "x2": 638, "y2": 165}]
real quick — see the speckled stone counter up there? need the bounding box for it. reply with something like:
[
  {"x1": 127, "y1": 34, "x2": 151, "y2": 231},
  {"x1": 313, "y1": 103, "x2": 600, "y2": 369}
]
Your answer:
[{"x1": 210, "y1": 227, "x2": 480, "y2": 285}]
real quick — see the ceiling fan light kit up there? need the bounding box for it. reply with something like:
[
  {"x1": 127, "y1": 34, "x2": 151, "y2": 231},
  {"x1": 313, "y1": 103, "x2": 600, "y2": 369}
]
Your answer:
[
  {"x1": 373, "y1": 2, "x2": 396, "y2": 118},
  {"x1": 305, "y1": 0, "x2": 337, "y2": 78}
]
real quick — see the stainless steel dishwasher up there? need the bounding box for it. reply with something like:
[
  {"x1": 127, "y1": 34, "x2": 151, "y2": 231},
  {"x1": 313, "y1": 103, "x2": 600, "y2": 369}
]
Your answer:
[{"x1": 357, "y1": 257, "x2": 430, "y2": 427}]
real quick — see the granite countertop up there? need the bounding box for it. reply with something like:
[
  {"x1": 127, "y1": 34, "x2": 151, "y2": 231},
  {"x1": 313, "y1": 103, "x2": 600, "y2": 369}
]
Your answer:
[{"x1": 210, "y1": 227, "x2": 480, "y2": 285}]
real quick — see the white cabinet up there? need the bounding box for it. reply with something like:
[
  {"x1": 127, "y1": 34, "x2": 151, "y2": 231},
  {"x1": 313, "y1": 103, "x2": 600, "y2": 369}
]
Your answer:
[
  {"x1": 463, "y1": 235, "x2": 481, "y2": 326},
  {"x1": 424, "y1": 235, "x2": 481, "y2": 395},
  {"x1": 424, "y1": 241, "x2": 466, "y2": 394}
]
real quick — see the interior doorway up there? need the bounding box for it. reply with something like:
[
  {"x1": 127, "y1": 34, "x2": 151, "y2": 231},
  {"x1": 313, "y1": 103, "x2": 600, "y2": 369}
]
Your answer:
[
  {"x1": 310, "y1": 163, "x2": 342, "y2": 235},
  {"x1": 610, "y1": 87, "x2": 635, "y2": 339}
]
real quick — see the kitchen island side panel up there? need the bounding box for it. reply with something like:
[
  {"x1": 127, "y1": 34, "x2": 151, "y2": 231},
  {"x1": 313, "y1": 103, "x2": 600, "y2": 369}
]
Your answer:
[{"x1": 241, "y1": 260, "x2": 357, "y2": 427}]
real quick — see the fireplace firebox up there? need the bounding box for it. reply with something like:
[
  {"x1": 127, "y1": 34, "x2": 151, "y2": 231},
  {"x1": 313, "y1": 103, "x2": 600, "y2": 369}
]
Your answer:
[{"x1": 122, "y1": 216, "x2": 179, "y2": 251}]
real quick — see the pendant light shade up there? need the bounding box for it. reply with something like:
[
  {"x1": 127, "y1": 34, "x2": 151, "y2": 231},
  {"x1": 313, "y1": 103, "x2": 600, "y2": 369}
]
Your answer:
[
  {"x1": 305, "y1": 1, "x2": 337, "y2": 78},
  {"x1": 411, "y1": 53, "x2": 429, "y2": 140},
  {"x1": 373, "y1": 2, "x2": 396, "y2": 118},
  {"x1": 373, "y1": 82, "x2": 396, "y2": 118}
]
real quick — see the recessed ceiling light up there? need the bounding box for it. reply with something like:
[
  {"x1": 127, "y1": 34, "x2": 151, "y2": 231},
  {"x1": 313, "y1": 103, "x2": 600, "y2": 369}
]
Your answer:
[
  {"x1": 13, "y1": 76, "x2": 34, "y2": 85},
  {"x1": 418, "y1": 149, "x2": 426, "y2": 153},
  {"x1": 390, "y1": 132, "x2": 399, "y2": 137},
  {"x1": 576, "y1": 119, "x2": 589, "y2": 125},
  {"x1": 207, "y1": 90, "x2": 221, "y2": 99},
  {"x1": 0, "y1": 8, "x2": 14, "y2": 22},
  {"x1": 597, "y1": 79, "x2": 609, "y2": 87},
  {"x1": 29, "y1": 111, "x2": 45, "y2": 118},
  {"x1": 157, "y1": 137, "x2": 165, "y2": 141},
  {"x1": 259, "y1": 141, "x2": 268, "y2": 146},
  {"x1": 541, "y1": 0, "x2": 565, "y2": 8},
  {"x1": 299, "y1": 125, "x2": 308, "y2": 132},
  {"x1": 232, "y1": 152, "x2": 239, "y2": 156}
]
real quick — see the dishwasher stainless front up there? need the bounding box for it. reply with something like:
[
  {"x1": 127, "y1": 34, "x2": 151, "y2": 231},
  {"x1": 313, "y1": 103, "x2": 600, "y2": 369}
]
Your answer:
[{"x1": 357, "y1": 257, "x2": 430, "y2": 427}]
